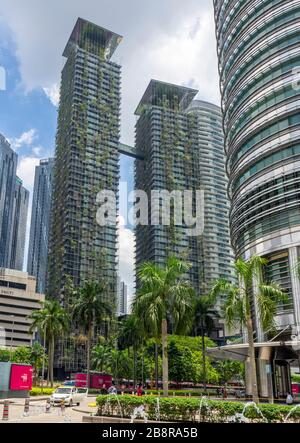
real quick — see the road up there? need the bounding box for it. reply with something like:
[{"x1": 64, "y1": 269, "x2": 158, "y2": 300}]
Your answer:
[{"x1": 0, "y1": 396, "x2": 97, "y2": 423}]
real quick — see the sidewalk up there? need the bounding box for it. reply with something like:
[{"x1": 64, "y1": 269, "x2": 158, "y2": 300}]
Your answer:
[{"x1": 0, "y1": 396, "x2": 50, "y2": 405}]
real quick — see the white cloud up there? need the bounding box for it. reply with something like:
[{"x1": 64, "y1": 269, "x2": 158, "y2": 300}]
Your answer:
[
  {"x1": 118, "y1": 215, "x2": 135, "y2": 309},
  {"x1": 1, "y1": 0, "x2": 220, "y2": 281},
  {"x1": 0, "y1": 0, "x2": 219, "y2": 143},
  {"x1": 17, "y1": 156, "x2": 40, "y2": 190},
  {"x1": 31, "y1": 145, "x2": 43, "y2": 156},
  {"x1": 17, "y1": 155, "x2": 42, "y2": 272},
  {"x1": 11, "y1": 128, "x2": 37, "y2": 149},
  {"x1": 43, "y1": 83, "x2": 60, "y2": 107}
]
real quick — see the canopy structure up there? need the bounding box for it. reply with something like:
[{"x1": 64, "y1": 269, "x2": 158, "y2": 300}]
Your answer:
[
  {"x1": 207, "y1": 341, "x2": 300, "y2": 362},
  {"x1": 135, "y1": 80, "x2": 198, "y2": 116},
  {"x1": 63, "y1": 18, "x2": 122, "y2": 59}
]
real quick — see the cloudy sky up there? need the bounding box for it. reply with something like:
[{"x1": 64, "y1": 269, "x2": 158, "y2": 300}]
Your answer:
[{"x1": 0, "y1": 0, "x2": 220, "y2": 305}]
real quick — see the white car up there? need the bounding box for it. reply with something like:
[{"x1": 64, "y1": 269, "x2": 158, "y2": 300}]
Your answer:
[{"x1": 50, "y1": 386, "x2": 88, "y2": 407}]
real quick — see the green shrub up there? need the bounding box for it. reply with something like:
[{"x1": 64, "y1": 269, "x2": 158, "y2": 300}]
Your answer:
[
  {"x1": 292, "y1": 374, "x2": 300, "y2": 383},
  {"x1": 95, "y1": 395, "x2": 300, "y2": 423},
  {"x1": 146, "y1": 389, "x2": 217, "y2": 397},
  {"x1": 30, "y1": 388, "x2": 55, "y2": 396}
]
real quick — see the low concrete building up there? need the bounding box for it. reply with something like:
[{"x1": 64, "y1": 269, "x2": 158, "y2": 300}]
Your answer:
[{"x1": 0, "y1": 268, "x2": 44, "y2": 348}]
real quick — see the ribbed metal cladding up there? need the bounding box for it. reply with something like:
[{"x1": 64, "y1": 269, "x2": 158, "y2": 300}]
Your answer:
[{"x1": 214, "y1": 0, "x2": 300, "y2": 257}]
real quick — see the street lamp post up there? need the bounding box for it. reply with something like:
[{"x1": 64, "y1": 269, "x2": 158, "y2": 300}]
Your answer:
[
  {"x1": 9, "y1": 315, "x2": 15, "y2": 361},
  {"x1": 41, "y1": 324, "x2": 47, "y2": 394}
]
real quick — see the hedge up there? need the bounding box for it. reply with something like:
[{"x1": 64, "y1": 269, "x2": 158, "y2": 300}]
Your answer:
[
  {"x1": 146, "y1": 389, "x2": 218, "y2": 397},
  {"x1": 30, "y1": 388, "x2": 55, "y2": 396},
  {"x1": 96, "y1": 395, "x2": 300, "y2": 423}
]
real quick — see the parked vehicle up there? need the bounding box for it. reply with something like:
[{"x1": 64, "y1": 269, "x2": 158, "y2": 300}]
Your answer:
[
  {"x1": 75, "y1": 372, "x2": 112, "y2": 389},
  {"x1": 234, "y1": 388, "x2": 246, "y2": 398},
  {"x1": 292, "y1": 383, "x2": 300, "y2": 400},
  {"x1": 50, "y1": 386, "x2": 88, "y2": 406},
  {"x1": 63, "y1": 380, "x2": 76, "y2": 386}
]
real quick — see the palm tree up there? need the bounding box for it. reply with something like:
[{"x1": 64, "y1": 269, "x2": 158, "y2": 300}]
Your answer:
[
  {"x1": 29, "y1": 300, "x2": 69, "y2": 387},
  {"x1": 29, "y1": 342, "x2": 47, "y2": 386},
  {"x1": 132, "y1": 257, "x2": 194, "y2": 397},
  {"x1": 118, "y1": 315, "x2": 144, "y2": 387},
  {"x1": 72, "y1": 281, "x2": 113, "y2": 388},
  {"x1": 91, "y1": 344, "x2": 111, "y2": 372},
  {"x1": 193, "y1": 295, "x2": 219, "y2": 393},
  {"x1": 107, "y1": 348, "x2": 132, "y2": 385},
  {"x1": 211, "y1": 255, "x2": 287, "y2": 403}
]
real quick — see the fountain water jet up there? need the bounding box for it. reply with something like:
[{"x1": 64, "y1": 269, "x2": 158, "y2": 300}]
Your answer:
[
  {"x1": 284, "y1": 404, "x2": 300, "y2": 423},
  {"x1": 130, "y1": 405, "x2": 148, "y2": 423}
]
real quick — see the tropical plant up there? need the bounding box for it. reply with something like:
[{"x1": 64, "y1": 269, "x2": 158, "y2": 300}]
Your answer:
[
  {"x1": 107, "y1": 348, "x2": 132, "y2": 384},
  {"x1": 10, "y1": 346, "x2": 31, "y2": 364},
  {"x1": 193, "y1": 295, "x2": 219, "y2": 392},
  {"x1": 118, "y1": 315, "x2": 144, "y2": 387},
  {"x1": 0, "y1": 348, "x2": 10, "y2": 362},
  {"x1": 168, "y1": 335, "x2": 218, "y2": 384},
  {"x1": 29, "y1": 343, "x2": 47, "y2": 386},
  {"x1": 72, "y1": 281, "x2": 113, "y2": 388},
  {"x1": 29, "y1": 300, "x2": 69, "y2": 387},
  {"x1": 211, "y1": 255, "x2": 287, "y2": 403},
  {"x1": 91, "y1": 344, "x2": 111, "y2": 373},
  {"x1": 132, "y1": 257, "x2": 195, "y2": 396},
  {"x1": 215, "y1": 360, "x2": 245, "y2": 385}
]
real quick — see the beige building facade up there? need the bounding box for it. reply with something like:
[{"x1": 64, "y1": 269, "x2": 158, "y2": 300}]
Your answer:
[{"x1": 0, "y1": 268, "x2": 44, "y2": 348}]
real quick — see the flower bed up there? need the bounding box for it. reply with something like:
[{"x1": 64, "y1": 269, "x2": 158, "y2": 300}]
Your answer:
[{"x1": 96, "y1": 395, "x2": 300, "y2": 423}]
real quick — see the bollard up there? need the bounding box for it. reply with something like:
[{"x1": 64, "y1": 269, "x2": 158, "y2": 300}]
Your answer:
[
  {"x1": 60, "y1": 399, "x2": 65, "y2": 416},
  {"x1": 23, "y1": 398, "x2": 30, "y2": 417},
  {"x1": 2, "y1": 400, "x2": 9, "y2": 421},
  {"x1": 46, "y1": 398, "x2": 51, "y2": 414}
]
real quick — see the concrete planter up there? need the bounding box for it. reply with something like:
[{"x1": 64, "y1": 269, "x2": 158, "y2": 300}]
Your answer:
[{"x1": 82, "y1": 415, "x2": 160, "y2": 424}]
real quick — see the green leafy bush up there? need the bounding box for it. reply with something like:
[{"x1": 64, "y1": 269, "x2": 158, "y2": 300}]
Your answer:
[
  {"x1": 30, "y1": 388, "x2": 55, "y2": 396},
  {"x1": 96, "y1": 395, "x2": 300, "y2": 423},
  {"x1": 292, "y1": 374, "x2": 300, "y2": 383},
  {"x1": 146, "y1": 389, "x2": 218, "y2": 397}
]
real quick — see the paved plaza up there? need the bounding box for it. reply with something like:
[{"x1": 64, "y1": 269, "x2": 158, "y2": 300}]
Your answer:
[{"x1": 0, "y1": 396, "x2": 97, "y2": 423}]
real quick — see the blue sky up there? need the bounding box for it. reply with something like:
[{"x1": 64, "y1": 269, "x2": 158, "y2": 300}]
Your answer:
[
  {"x1": 0, "y1": 20, "x2": 136, "y2": 296},
  {"x1": 0, "y1": 23, "x2": 57, "y2": 183},
  {"x1": 0, "y1": 0, "x2": 219, "y2": 301}
]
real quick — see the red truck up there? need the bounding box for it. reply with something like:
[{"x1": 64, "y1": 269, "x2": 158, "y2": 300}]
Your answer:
[
  {"x1": 75, "y1": 372, "x2": 112, "y2": 389},
  {"x1": 292, "y1": 383, "x2": 300, "y2": 398}
]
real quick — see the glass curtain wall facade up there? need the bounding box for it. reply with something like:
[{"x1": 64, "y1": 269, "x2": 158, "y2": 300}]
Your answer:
[
  {"x1": 214, "y1": 0, "x2": 300, "y2": 334},
  {"x1": 0, "y1": 134, "x2": 17, "y2": 268},
  {"x1": 135, "y1": 80, "x2": 201, "y2": 294},
  {"x1": 135, "y1": 81, "x2": 234, "y2": 305},
  {"x1": 47, "y1": 18, "x2": 122, "y2": 373},
  {"x1": 8, "y1": 177, "x2": 29, "y2": 271},
  {"x1": 187, "y1": 100, "x2": 234, "y2": 293},
  {"x1": 27, "y1": 158, "x2": 55, "y2": 293}
]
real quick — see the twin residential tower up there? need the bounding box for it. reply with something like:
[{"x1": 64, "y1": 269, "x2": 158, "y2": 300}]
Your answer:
[{"x1": 45, "y1": 18, "x2": 234, "y2": 373}]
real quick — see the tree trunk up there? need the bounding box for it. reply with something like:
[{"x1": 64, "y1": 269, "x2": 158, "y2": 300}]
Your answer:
[
  {"x1": 155, "y1": 343, "x2": 159, "y2": 390},
  {"x1": 50, "y1": 337, "x2": 54, "y2": 388},
  {"x1": 133, "y1": 347, "x2": 137, "y2": 389},
  {"x1": 246, "y1": 314, "x2": 259, "y2": 403},
  {"x1": 141, "y1": 345, "x2": 144, "y2": 387},
  {"x1": 162, "y1": 318, "x2": 168, "y2": 397},
  {"x1": 201, "y1": 321, "x2": 207, "y2": 394},
  {"x1": 47, "y1": 339, "x2": 51, "y2": 386},
  {"x1": 87, "y1": 322, "x2": 92, "y2": 389}
]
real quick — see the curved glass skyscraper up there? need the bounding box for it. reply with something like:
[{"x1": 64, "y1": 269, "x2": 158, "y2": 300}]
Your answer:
[
  {"x1": 187, "y1": 100, "x2": 234, "y2": 293},
  {"x1": 214, "y1": 0, "x2": 300, "y2": 397}
]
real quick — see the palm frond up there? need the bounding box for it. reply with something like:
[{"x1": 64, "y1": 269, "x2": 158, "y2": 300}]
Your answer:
[{"x1": 257, "y1": 282, "x2": 288, "y2": 330}]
